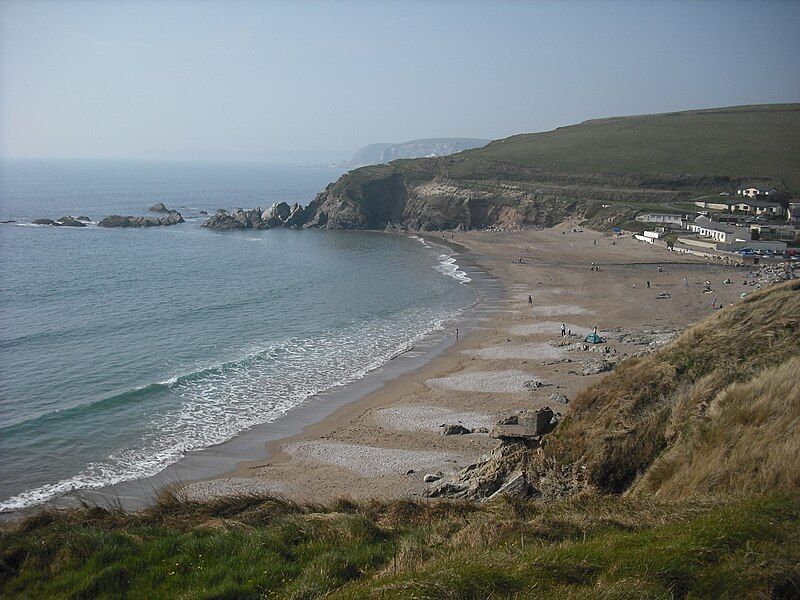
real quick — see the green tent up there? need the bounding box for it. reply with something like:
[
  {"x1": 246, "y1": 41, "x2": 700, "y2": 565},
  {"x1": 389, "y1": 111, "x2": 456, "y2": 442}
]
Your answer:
[{"x1": 585, "y1": 333, "x2": 605, "y2": 344}]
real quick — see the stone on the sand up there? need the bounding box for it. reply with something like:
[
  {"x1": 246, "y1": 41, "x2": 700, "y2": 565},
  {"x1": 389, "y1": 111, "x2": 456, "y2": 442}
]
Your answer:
[
  {"x1": 423, "y1": 473, "x2": 442, "y2": 483},
  {"x1": 548, "y1": 393, "x2": 569, "y2": 404},
  {"x1": 580, "y1": 360, "x2": 614, "y2": 375},
  {"x1": 441, "y1": 424, "x2": 472, "y2": 436}
]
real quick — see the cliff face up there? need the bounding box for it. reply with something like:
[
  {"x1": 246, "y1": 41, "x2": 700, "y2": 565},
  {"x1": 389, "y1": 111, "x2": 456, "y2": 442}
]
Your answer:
[
  {"x1": 305, "y1": 104, "x2": 798, "y2": 231},
  {"x1": 302, "y1": 157, "x2": 724, "y2": 231}
]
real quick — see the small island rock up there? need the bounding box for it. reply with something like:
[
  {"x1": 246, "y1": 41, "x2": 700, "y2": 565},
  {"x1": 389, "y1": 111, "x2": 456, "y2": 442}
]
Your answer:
[
  {"x1": 98, "y1": 211, "x2": 184, "y2": 228},
  {"x1": 57, "y1": 216, "x2": 86, "y2": 227},
  {"x1": 148, "y1": 202, "x2": 170, "y2": 213}
]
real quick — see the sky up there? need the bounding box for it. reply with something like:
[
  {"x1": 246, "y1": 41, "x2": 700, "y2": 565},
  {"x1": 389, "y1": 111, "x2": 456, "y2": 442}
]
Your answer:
[{"x1": 1, "y1": 0, "x2": 799, "y2": 164}]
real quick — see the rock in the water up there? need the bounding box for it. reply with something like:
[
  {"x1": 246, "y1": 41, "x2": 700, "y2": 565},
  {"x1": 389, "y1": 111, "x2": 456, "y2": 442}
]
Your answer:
[
  {"x1": 148, "y1": 202, "x2": 169, "y2": 213},
  {"x1": 57, "y1": 216, "x2": 86, "y2": 227},
  {"x1": 98, "y1": 211, "x2": 184, "y2": 228},
  {"x1": 76, "y1": 215, "x2": 91, "y2": 222},
  {"x1": 442, "y1": 424, "x2": 472, "y2": 436},
  {"x1": 202, "y1": 208, "x2": 266, "y2": 230},
  {"x1": 198, "y1": 210, "x2": 208, "y2": 215},
  {"x1": 32, "y1": 218, "x2": 58, "y2": 226}
]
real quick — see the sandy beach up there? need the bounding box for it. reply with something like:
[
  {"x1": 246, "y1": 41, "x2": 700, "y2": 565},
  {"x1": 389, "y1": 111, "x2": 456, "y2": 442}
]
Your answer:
[{"x1": 181, "y1": 223, "x2": 753, "y2": 503}]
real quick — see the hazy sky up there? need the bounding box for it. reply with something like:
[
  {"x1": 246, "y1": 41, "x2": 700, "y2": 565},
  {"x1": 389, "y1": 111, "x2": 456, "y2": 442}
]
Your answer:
[{"x1": 2, "y1": 0, "x2": 799, "y2": 163}]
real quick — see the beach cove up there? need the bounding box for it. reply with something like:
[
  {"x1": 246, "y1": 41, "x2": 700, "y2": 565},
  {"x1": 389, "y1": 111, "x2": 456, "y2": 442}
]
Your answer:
[{"x1": 167, "y1": 222, "x2": 753, "y2": 504}]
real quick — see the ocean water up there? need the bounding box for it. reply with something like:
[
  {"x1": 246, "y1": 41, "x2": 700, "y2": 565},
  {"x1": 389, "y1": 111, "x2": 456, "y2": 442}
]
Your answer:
[{"x1": 0, "y1": 159, "x2": 476, "y2": 512}]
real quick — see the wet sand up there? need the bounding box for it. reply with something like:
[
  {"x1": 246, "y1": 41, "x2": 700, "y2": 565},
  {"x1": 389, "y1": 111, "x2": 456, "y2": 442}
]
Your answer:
[{"x1": 180, "y1": 222, "x2": 751, "y2": 502}]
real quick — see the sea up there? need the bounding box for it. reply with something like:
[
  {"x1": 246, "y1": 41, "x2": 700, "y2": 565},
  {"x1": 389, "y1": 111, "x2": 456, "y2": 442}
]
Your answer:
[{"x1": 0, "y1": 158, "x2": 477, "y2": 513}]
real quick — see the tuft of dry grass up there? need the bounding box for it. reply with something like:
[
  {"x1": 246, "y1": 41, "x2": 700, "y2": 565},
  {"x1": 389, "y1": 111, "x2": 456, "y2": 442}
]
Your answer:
[{"x1": 638, "y1": 356, "x2": 800, "y2": 497}]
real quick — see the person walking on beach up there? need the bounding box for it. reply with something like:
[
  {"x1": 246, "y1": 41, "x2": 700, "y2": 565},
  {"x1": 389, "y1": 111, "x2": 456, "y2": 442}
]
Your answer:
[
  {"x1": 561, "y1": 323, "x2": 566, "y2": 337},
  {"x1": 528, "y1": 295, "x2": 533, "y2": 307},
  {"x1": 646, "y1": 280, "x2": 650, "y2": 289}
]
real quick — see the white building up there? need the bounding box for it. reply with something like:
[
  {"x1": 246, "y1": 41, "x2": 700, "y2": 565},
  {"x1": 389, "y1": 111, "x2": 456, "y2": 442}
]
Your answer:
[
  {"x1": 687, "y1": 216, "x2": 744, "y2": 243},
  {"x1": 738, "y1": 185, "x2": 777, "y2": 198},
  {"x1": 683, "y1": 216, "x2": 787, "y2": 252},
  {"x1": 787, "y1": 202, "x2": 800, "y2": 223},
  {"x1": 635, "y1": 213, "x2": 685, "y2": 226},
  {"x1": 731, "y1": 200, "x2": 784, "y2": 216}
]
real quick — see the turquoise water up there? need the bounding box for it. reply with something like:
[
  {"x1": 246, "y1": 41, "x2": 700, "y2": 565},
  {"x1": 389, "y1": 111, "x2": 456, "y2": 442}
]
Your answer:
[{"x1": 0, "y1": 159, "x2": 476, "y2": 512}]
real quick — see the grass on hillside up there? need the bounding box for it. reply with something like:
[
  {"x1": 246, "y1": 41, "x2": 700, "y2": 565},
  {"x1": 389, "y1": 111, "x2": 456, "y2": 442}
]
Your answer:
[
  {"x1": 468, "y1": 104, "x2": 800, "y2": 193},
  {"x1": 549, "y1": 280, "x2": 800, "y2": 495},
  {"x1": 1, "y1": 491, "x2": 797, "y2": 599}
]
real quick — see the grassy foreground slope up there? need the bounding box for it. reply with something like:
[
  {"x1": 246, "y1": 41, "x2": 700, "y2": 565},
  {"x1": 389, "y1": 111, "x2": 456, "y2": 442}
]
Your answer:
[
  {"x1": 1, "y1": 492, "x2": 797, "y2": 599},
  {"x1": 470, "y1": 104, "x2": 800, "y2": 192},
  {"x1": 1, "y1": 283, "x2": 798, "y2": 599}
]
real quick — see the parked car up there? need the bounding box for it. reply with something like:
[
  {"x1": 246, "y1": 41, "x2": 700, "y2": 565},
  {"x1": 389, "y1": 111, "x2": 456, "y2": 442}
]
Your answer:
[{"x1": 737, "y1": 248, "x2": 755, "y2": 255}]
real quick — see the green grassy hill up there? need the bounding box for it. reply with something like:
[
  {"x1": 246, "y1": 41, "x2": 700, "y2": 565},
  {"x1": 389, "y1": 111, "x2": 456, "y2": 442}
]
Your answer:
[
  {"x1": 304, "y1": 104, "x2": 800, "y2": 230},
  {"x1": 470, "y1": 104, "x2": 800, "y2": 192}
]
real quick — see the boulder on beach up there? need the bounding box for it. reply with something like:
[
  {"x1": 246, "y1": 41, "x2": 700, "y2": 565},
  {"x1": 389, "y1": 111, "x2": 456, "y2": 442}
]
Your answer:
[
  {"x1": 148, "y1": 202, "x2": 169, "y2": 213},
  {"x1": 442, "y1": 424, "x2": 472, "y2": 436}
]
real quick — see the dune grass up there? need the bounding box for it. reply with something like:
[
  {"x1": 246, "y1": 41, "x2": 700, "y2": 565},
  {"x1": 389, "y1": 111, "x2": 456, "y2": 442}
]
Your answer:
[{"x1": 549, "y1": 280, "x2": 800, "y2": 494}]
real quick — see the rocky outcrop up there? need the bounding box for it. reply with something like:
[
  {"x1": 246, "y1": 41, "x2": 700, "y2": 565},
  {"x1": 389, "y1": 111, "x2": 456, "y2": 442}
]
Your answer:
[
  {"x1": 424, "y1": 407, "x2": 585, "y2": 502},
  {"x1": 202, "y1": 209, "x2": 266, "y2": 230},
  {"x1": 202, "y1": 203, "x2": 312, "y2": 231},
  {"x1": 148, "y1": 202, "x2": 170, "y2": 213},
  {"x1": 98, "y1": 211, "x2": 184, "y2": 228},
  {"x1": 76, "y1": 216, "x2": 91, "y2": 222},
  {"x1": 57, "y1": 216, "x2": 86, "y2": 227},
  {"x1": 300, "y1": 156, "x2": 705, "y2": 231},
  {"x1": 32, "y1": 216, "x2": 86, "y2": 227}
]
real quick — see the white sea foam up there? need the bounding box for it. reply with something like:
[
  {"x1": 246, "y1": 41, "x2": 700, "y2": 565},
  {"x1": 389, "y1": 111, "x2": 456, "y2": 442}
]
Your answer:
[
  {"x1": 0, "y1": 305, "x2": 464, "y2": 512},
  {"x1": 410, "y1": 235, "x2": 471, "y2": 283}
]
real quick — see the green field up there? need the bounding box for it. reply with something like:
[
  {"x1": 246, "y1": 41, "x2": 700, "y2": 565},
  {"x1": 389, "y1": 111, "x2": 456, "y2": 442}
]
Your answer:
[{"x1": 467, "y1": 104, "x2": 800, "y2": 193}]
